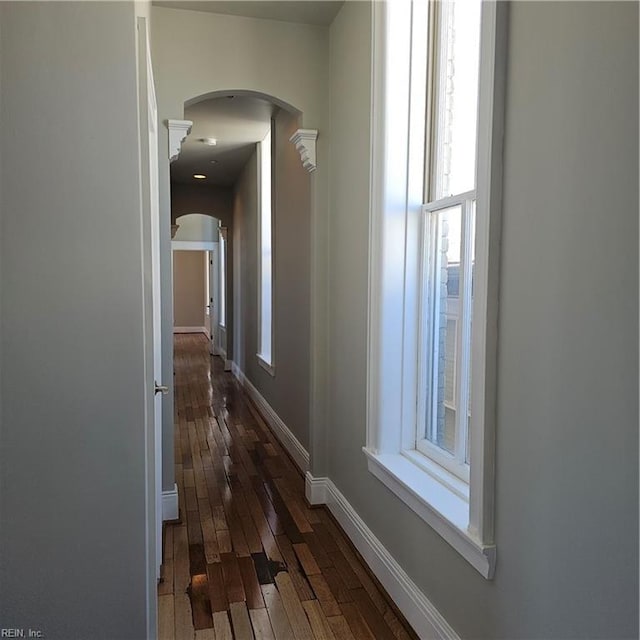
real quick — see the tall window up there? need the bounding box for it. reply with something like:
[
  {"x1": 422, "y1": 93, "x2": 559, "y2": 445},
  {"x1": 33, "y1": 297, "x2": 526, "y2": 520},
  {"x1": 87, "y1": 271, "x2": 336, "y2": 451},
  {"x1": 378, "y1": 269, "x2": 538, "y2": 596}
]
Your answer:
[
  {"x1": 219, "y1": 227, "x2": 227, "y2": 328},
  {"x1": 418, "y1": 0, "x2": 481, "y2": 480},
  {"x1": 365, "y1": 0, "x2": 505, "y2": 579},
  {"x1": 257, "y1": 125, "x2": 274, "y2": 373}
]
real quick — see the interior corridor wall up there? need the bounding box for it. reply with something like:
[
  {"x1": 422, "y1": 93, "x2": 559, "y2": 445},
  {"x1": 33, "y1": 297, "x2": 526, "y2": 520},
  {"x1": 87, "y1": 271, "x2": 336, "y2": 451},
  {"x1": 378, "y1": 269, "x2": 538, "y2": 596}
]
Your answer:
[
  {"x1": 173, "y1": 212, "x2": 220, "y2": 243},
  {"x1": 232, "y1": 109, "x2": 311, "y2": 450},
  {"x1": 152, "y1": 6, "x2": 329, "y2": 488},
  {"x1": 325, "y1": 2, "x2": 638, "y2": 639},
  {"x1": 171, "y1": 183, "x2": 233, "y2": 226},
  {"x1": 0, "y1": 2, "x2": 151, "y2": 637},
  {"x1": 173, "y1": 250, "x2": 207, "y2": 329}
]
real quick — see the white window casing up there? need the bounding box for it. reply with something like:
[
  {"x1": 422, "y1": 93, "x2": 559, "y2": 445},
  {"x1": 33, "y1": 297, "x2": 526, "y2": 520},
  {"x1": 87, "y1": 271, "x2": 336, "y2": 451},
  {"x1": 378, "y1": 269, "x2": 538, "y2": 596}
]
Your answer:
[
  {"x1": 257, "y1": 125, "x2": 275, "y2": 375},
  {"x1": 364, "y1": 0, "x2": 507, "y2": 579}
]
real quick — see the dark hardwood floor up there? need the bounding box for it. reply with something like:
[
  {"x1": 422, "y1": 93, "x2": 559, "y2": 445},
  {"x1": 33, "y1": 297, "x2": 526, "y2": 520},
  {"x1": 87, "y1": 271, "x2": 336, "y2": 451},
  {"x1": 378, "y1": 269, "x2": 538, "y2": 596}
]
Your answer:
[{"x1": 158, "y1": 333, "x2": 417, "y2": 640}]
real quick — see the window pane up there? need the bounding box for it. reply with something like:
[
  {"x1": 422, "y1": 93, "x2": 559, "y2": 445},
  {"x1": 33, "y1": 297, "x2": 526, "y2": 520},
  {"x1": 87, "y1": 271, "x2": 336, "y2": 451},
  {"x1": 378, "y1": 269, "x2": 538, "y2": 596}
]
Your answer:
[
  {"x1": 434, "y1": 0, "x2": 482, "y2": 199},
  {"x1": 259, "y1": 128, "x2": 272, "y2": 364},
  {"x1": 425, "y1": 205, "x2": 462, "y2": 455}
]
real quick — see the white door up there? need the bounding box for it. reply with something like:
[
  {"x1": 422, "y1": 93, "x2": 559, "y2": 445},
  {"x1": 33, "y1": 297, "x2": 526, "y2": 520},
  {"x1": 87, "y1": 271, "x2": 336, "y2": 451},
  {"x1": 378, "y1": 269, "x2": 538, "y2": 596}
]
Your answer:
[
  {"x1": 208, "y1": 247, "x2": 219, "y2": 355},
  {"x1": 137, "y1": 16, "x2": 163, "y2": 580}
]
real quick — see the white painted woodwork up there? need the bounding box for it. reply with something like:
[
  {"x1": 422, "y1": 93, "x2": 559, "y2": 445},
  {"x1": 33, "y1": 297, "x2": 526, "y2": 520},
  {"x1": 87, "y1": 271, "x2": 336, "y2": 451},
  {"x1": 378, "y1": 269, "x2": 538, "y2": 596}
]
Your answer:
[
  {"x1": 305, "y1": 473, "x2": 461, "y2": 640},
  {"x1": 167, "y1": 118, "x2": 193, "y2": 162},
  {"x1": 289, "y1": 128, "x2": 318, "y2": 173}
]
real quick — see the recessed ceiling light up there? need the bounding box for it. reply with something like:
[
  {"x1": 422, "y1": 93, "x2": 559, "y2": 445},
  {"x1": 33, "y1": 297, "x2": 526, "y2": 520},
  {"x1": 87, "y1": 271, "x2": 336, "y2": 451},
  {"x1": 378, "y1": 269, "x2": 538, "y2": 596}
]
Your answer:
[
  {"x1": 193, "y1": 174, "x2": 207, "y2": 179},
  {"x1": 210, "y1": 160, "x2": 218, "y2": 164},
  {"x1": 199, "y1": 137, "x2": 217, "y2": 146}
]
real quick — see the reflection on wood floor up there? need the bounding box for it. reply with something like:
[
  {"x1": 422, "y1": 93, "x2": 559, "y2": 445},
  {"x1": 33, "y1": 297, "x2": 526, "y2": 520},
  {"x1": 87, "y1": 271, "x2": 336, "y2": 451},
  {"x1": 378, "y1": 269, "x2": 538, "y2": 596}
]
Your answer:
[{"x1": 159, "y1": 334, "x2": 417, "y2": 640}]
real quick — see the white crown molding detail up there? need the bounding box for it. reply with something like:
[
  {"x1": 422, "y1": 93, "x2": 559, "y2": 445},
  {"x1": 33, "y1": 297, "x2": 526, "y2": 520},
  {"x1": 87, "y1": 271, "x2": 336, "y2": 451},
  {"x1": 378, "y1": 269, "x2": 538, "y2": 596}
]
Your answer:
[
  {"x1": 167, "y1": 119, "x2": 192, "y2": 163},
  {"x1": 231, "y1": 361, "x2": 310, "y2": 472},
  {"x1": 305, "y1": 473, "x2": 461, "y2": 640},
  {"x1": 162, "y1": 484, "x2": 179, "y2": 522},
  {"x1": 289, "y1": 128, "x2": 318, "y2": 173}
]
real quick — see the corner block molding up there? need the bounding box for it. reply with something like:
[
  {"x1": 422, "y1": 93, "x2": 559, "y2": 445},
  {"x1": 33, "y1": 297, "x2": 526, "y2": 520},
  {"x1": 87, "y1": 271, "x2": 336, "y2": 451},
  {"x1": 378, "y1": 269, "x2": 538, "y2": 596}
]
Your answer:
[
  {"x1": 289, "y1": 129, "x2": 318, "y2": 173},
  {"x1": 167, "y1": 119, "x2": 193, "y2": 163}
]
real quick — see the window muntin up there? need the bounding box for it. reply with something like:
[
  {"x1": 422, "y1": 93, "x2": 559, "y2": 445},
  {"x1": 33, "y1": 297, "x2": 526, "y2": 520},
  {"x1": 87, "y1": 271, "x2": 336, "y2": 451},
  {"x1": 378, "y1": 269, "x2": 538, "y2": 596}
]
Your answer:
[{"x1": 257, "y1": 126, "x2": 273, "y2": 369}]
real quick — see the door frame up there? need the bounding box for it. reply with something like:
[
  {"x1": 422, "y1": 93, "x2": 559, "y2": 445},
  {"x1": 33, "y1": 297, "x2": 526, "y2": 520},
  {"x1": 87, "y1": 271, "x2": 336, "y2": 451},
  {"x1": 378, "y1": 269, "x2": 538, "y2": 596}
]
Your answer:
[
  {"x1": 171, "y1": 242, "x2": 217, "y2": 342},
  {"x1": 136, "y1": 14, "x2": 161, "y2": 640},
  {"x1": 209, "y1": 244, "x2": 220, "y2": 356}
]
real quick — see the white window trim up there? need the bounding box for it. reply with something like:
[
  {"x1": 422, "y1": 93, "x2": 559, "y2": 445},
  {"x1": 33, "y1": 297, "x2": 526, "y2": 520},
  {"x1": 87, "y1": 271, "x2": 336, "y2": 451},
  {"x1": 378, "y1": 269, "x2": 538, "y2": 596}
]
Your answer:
[
  {"x1": 219, "y1": 226, "x2": 227, "y2": 329},
  {"x1": 364, "y1": 0, "x2": 506, "y2": 579},
  {"x1": 256, "y1": 126, "x2": 275, "y2": 376},
  {"x1": 257, "y1": 354, "x2": 275, "y2": 376},
  {"x1": 416, "y1": 191, "x2": 476, "y2": 483}
]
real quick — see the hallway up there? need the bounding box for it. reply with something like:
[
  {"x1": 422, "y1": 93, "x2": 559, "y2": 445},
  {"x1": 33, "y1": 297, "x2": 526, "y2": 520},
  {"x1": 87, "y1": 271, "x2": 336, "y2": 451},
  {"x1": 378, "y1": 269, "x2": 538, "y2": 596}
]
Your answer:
[{"x1": 158, "y1": 335, "x2": 416, "y2": 640}]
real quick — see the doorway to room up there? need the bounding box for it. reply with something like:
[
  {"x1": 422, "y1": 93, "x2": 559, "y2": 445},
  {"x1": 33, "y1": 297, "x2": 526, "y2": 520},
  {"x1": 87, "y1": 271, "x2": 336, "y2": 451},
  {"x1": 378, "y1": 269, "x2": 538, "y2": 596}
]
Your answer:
[{"x1": 171, "y1": 212, "x2": 223, "y2": 363}]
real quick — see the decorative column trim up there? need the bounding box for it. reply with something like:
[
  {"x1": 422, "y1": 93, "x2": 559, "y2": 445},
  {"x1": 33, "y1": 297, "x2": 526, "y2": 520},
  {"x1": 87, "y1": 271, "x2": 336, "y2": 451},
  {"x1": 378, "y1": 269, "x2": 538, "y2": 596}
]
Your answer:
[
  {"x1": 289, "y1": 128, "x2": 318, "y2": 173},
  {"x1": 167, "y1": 119, "x2": 192, "y2": 163}
]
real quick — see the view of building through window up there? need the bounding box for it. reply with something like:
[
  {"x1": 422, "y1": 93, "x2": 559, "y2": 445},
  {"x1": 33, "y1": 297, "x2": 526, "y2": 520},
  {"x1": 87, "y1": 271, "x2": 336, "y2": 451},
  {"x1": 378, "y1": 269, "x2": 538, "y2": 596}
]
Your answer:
[{"x1": 419, "y1": 0, "x2": 481, "y2": 478}]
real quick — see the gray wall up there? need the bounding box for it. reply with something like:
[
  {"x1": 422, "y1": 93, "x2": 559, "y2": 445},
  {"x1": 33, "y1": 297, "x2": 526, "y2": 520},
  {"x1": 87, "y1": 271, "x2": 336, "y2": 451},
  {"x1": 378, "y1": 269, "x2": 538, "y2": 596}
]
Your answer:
[
  {"x1": 0, "y1": 2, "x2": 151, "y2": 637},
  {"x1": 171, "y1": 183, "x2": 233, "y2": 225},
  {"x1": 173, "y1": 250, "x2": 207, "y2": 328},
  {"x1": 173, "y1": 213, "x2": 219, "y2": 242},
  {"x1": 232, "y1": 109, "x2": 311, "y2": 450},
  {"x1": 232, "y1": 150, "x2": 257, "y2": 376},
  {"x1": 325, "y1": 2, "x2": 638, "y2": 639}
]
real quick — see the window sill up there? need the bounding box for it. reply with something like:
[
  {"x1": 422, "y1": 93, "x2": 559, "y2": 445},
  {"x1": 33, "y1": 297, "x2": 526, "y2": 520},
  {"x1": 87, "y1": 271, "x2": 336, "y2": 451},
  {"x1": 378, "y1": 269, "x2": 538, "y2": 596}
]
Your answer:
[
  {"x1": 256, "y1": 355, "x2": 275, "y2": 377},
  {"x1": 362, "y1": 447, "x2": 496, "y2": 578}
]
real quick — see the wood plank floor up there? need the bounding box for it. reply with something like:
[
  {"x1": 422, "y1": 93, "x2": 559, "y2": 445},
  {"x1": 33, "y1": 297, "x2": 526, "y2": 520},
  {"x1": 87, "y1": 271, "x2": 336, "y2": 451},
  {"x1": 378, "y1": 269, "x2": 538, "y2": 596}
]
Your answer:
[{"x1": 159, "y1": 334, "x2": 418, "y2": 640}]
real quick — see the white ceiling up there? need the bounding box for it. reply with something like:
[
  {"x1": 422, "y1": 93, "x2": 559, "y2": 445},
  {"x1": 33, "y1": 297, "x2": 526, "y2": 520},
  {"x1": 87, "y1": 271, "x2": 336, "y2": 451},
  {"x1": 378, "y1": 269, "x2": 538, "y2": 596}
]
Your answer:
[
  {"x1": 153, "y1": 1, "x2": 344, "y2": 26},
  {"x1": 171, "y1": 95, "x2": 275, "y2": 186}
]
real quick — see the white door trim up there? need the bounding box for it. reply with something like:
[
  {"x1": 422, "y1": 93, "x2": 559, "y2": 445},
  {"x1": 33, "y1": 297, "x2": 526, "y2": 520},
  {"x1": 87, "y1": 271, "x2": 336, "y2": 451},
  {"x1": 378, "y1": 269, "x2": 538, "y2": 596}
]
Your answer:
[{"x1": 171, "y1": 240, "x2": 216, "y2": 251}]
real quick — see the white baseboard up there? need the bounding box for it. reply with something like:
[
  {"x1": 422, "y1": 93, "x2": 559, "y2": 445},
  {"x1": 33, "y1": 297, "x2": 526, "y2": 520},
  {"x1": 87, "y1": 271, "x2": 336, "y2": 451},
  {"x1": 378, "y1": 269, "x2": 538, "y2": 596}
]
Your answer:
[
  {"x1": 305, "y1": 473, "x2": 329, "y2": 505},
  {"x1": 305, "y1": 472, "x2": 460, "y2": 640},
  {"x1": 162, "y1": 483, "x2": 179, "y2": 521},
  {"x1": 174, "y1": 326, "x2": 208, "y2": 335},
  {"x1": 217, "y1": 347, "x2": 232, "y2": 372},
  {"x1": 232, "y1": 362, "x2": 309, "y2": 473}
]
